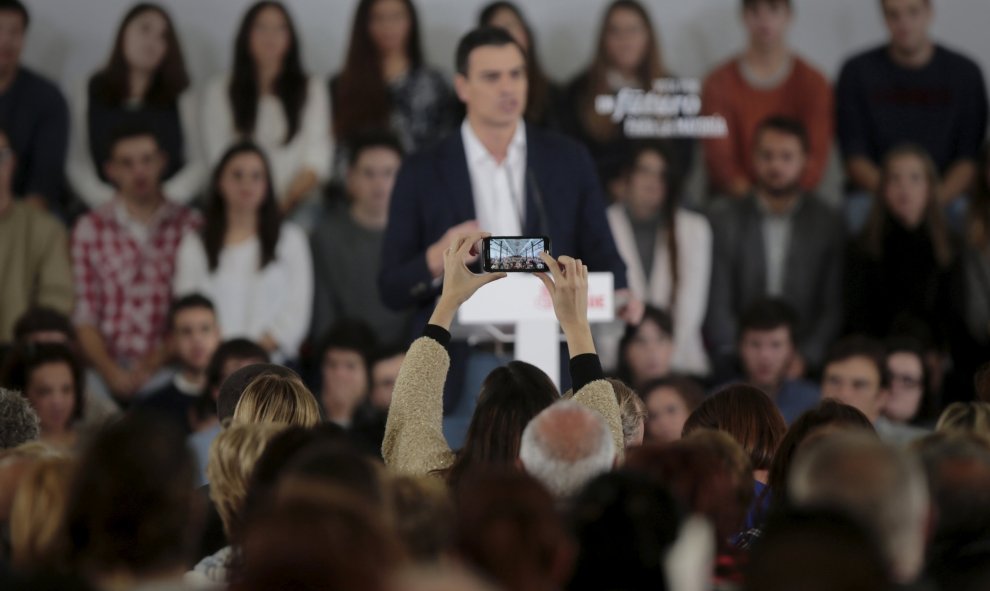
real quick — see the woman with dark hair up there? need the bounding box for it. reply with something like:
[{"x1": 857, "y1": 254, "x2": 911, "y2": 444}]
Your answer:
[
  {"x1": 202, "y1": 1, "x2": 330, "y2": 219},
  {"x1": 639, "y1": 376, "x2": 705, "y2": 444},
  {"x1": 607, "y1": 143, "x2": 711, "y2": 375},
  {"x1": 331, "y1": 0, "x2": 452, "y2": 171},
  {"x1": 560, "y1": 0, "x2": 690, "y2": 195},
  {"x1": 882, "y1": 337, "x2": 939, "y2": 429},
  {"x1": 173, "y1": 142, "x2": 313, "y2": 363},
  {"x1": 382, "y1": 232, "x2": 623, "y2": 490},
  {"x1": 68, "y1": 3, "x2": 204, "y2": 208},
  {"x1": 615, "y1": 305, "x2": 674, "y2": 389},
  {"x1": 0, "y1": 342, "x2": 85, "y2": 449},
  {"x1": 477, "y1": 1, "x2": 558, "y2": 128},
  {"x1": 959, "y1": 144, "x2": 990, "y2": 393}
]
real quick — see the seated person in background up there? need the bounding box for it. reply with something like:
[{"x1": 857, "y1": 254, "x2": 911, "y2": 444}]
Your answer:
[
  {"x1": 70, "y1": 124, "x2": 201, "y2": 402},
  {"x1": 139, "y1": 294, "x2": 222, "y2": 434},
  {"x1": 614, "y1": 306, "x2": 673, "y2": 390},
  {"x1": 310, "y1": 131, "x2": 411, "y2": 350},
  {"x1": 706, "y1": 117, "x2": 844, "y2": 373},
  {"x1": 202, "y1": 1, "x2": 330, "y2": 219},
  {"x1": 837, "y1": 0, "x2": 987, "y2": 228},
  {"x1": 0, "y1": 130, "x2": 73, "y2": 343},
  {"x1": 0, "y1": 343, "x2": 84, "y2": 450},
  {"x1": 68, "y1": 3, "x2": 204, "y2": 209},
  {"x1": 173, "y1": 142, "x2": 312, "y2": 363},
  {"x1": 820, "y1": 335, "x2": 928, "y2": 445},
  {"x1": 0, "y1": 0, "x2": 69, "y2": 211},
  {"x1": 638, "y1": 376, "x2": 704, "y2": 444},
  {"x1": 733, "y1": 298, "x2": 820, "y2": 425},
  {"x1": 882, "y1": 337, "x2": 939, "y2": 429},
  {"x1": 606, "y1": 143, "x2": 712, "y2": 376},
  {"x1": 351, "y1": 345, "x2": 407, "y2": 459},
  {"x1": 317, "y1": 320, "x2": 377, "y2": 429},
  {"x1": 370, "y1": 347, "x2": 405, "y2": 411},
  {"x1": 702, "y1": 0, "x2": 833, "y2": 198}
]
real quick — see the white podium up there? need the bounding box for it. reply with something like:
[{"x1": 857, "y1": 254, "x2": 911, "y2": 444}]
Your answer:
[{"x1": 456, "y1": 272, "x2": 615, "y2": 387}]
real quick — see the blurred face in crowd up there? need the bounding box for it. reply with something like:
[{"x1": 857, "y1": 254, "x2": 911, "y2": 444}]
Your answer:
[
  {"x1": 0, "y1": 9, "x2": 25, "y2": 77},
  {"x1": 0, "y1": 131, "x2": 15, "y2": 196},
  {"x1": 250, "y1": 5, "x2": 290, "y2": 71},
  {"x1": 604, "y1": 7, "x2": 649, "y2": 75},
  {"x1": 882, "y1": 153, "x2": 930, "y2": 229},
  {"x1": 740, "y1": 326, "x2": 794, "y2": 391},
  {"x1": 347, "y1": 146, "x2": 402, "y2": 220},
  {"x1": 105, "y1": 135, "x2": 166, "y2": 203},
  {"x1": 883, "y1": 351, "x2": 924, "y2": 423},
  {"x1": 754, "y1": 128, "x2": 806, "y2": 198},
  {"x1": 220, "y1": 151, "x2": 268, "y2": 215},
  {"x1": 321, "y1": 348, "x2": 369, "y2": 419},
  {"x1": 486, "y1": 7, "x2": 530, "y2": 52},
  {"x1": 625, "y1": 149, "x2": 666, "y2": 220},
  {"x1": 172, "y1": 307, "x2": 221, "y2": 374},
  {"x1": 742, "y1": 1, "x2": 792, "y2": 50},
  {"x1": 455, "y1": 43, "x2": 527, "y2": 129},
  {"x1": 26, "y1": 362, "x2": 76, "y2": 436},
  {"x1": 643, "y1": 385, "x2": 690, "y2": 443},
  {"x1": 123, "y1": 8, "x2": 169, "y2": 74},
  {"x1": 624, "y1": 319, "x2": 673, "y2": 385},
  {"x1": 370, "y1": 352, "x2": 405, "y2": 409},
  {"x1": 883, "y1": 0, "x2": 933, "y2": 58},
  {"x1": 822, "y1": 356, "x2": 888, "y2": 423},
  {"x1": 369, "y1": 0, "x2": 411, "y2": 56}
]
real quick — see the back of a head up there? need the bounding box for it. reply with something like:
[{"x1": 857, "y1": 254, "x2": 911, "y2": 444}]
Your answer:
[
  {"x1": 682, "y1": 384, "x2": 786, "y2": 471},
  {"x1": 743, "y1": 507, "x2": 890, "y2": 591},
  {"x1": 277, "y1": 442, "x2": 386, "y2": 510},
  {"x1": 568, "y1": 471, "x2": 681, "y2": 591},
  {"x1": 0, "y1": 387, "x2": 39, "y2": 449},
  {"x1": 9, "y1": 456, "x2": 74, "y2": 572},
  {"x1": 387, "y1": 475, "x2": 455, "y2": 564},
  {"x1": 936, "y1": 401, "x2": 990, "y2": 436},
  {"x1": 606, "y1": 378, "x2": 647, "y2": 448},
  {"x1": 65, "y1": 413, "x2": 200, "y2": 578},
  {"x1": 455, "y1": 470, "x2": 573, "y2": 591},
  {"x1": 520, "y1": 401, "x2": 615, "y2": 498},
  {"x1": 217, "y1": 362, "x2": 292, "y2": 423},
  {"x1": 232, "y1": 373, "x2": 321, "y2": 427},
  {"x1": 788, "y1": 431, "x2": 929, "y2": 584}
]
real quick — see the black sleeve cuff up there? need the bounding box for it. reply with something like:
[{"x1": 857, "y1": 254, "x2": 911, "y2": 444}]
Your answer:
[
  {"x1": 423, "y1": 324, "x2": 452, "y2": 349},
  {"x1": 570, "y1": 353, "x2": 605, "y2": 392}
]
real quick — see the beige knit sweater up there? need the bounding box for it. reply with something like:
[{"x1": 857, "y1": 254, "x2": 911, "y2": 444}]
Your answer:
[{"x1": 382, "y1": 336, "x2": 624, "y2": 477}]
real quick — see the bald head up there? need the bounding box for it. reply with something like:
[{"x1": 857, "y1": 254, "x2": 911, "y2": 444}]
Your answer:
[{"x1": 519, "y1": 401, "x2": 615, "y2": 498}]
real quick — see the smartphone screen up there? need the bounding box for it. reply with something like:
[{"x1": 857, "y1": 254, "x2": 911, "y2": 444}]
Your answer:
[{"x1": 483, "y1": 236, "x2": 551, "y2": 273}]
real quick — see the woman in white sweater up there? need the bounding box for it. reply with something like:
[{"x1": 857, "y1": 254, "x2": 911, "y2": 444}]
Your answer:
[
  {"x1": 606, "y1": 143, "x2": 712, "y2": 376},
  {"x1": 173, "y1": 142, "x2": 312, "y2": 362},
  {"x1": 201, "y1": 0, "x2": 331, "y2": 223},
  {"x1": 68, "y1": 3, "x2": 204, "y2": 208}
]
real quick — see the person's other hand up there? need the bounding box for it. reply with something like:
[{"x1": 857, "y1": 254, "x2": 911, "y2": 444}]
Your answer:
[
  {"x1": 536, "y1": 253, "x2": 589, "y2": 332},
  {"x1": 105, "y1": 365, "x2": 136, "y2": 400},
  {"x1": 616, "y1": 289, "x2": 645, "y2": 325},
  {"x1": 426, "y1": 220, "x2": 480, "y2": 278}
]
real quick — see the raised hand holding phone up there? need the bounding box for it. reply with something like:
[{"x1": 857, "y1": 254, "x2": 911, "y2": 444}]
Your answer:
[
  {"x1": 535, "y1": 252, "x2": 596, "y2": 357},
  {"x1": 429, "y1": 231, "x2": 507, "y2": 330}
]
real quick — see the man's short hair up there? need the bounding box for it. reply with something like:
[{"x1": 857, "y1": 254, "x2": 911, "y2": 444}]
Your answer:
[
  {"x1": 319, "y1": 320, "x2": 378, "y2": 366},
  {"x1": 455, "y1": 26, "x2": 526, "y2": 76},
  {"x1": 0, "y1": 0, "x2": 29, "y2": 28},
  {"x1": 739, "y1": 298, "x2": 799, "y2": 342},
  {"x1": 519, "y1": 400, "x2": 615, "y2": 498},
  {"x1": 106, "y1": 121, "x2": 161, "y2": 161},
  {"x1": 166, "y1": 293, "x2": 215, "y2": 333},
  {"x1": 742, "y1": 0, "x2": 791, "y2": 10},
  {"x1": 205, "y1": 338, "x2": 270, "y2": 401},
  {"x1": 824, "y1": 336, "x2": 890, "y2": 389},
  {"x1": 789, "y1": 431, "x2": 930, "y2": 583},
  {"x1": 754, "y1": 115, "x2": 810, "y2": 153},
  {"x1": 348, "y1": 130, "x2": 404, "y2": 169},
  {"x1": 0, "y1": 387, "x2": 39, "y2": 449},
  {"x1": 13, "y1": 307, "x2": 75, "y2": 343}
]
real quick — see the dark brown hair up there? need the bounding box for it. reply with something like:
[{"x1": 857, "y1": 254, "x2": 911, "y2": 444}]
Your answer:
[
  {"x1": 333, "y1": 0, "x2": 424, "y2": 142},
  {"x1": 639, "y1": 376, "x2": 706, "y2": 413},
  {"x1": 0, "y1": 342, "x2": 85, "y2": 425},
  {"x1": 91, "y1": 3, "x2": 189, "y2": 106},
  {"x1": 860, "y1": 144, "x2": 954, "y2": 268},
  {"x1": 682, "y1": 384, "x2": 786, "y2": 471},
  {"x1": 230, "y1": 1, "x2": 308, "y2": 143},
  {"x1": 579, "y1": 0, "x2": 667, "y2": 142},
  {"x1": 742, "y1": 0, "x2": 792, "y2": 10},
  {"x1": 966, "y1": 142, "x2": 990, "y2": 251}
]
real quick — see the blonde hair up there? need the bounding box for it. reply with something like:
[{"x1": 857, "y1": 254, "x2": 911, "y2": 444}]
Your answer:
[
  {"x1": 9, "y1": 457, "x2": 74, "y2": 571},
  {"x1": 607, "y1": 378, "x2": 647, "y2": 448},
  {"x1": 936, "y1": 402, "x2": 990, "y2": 436},
  {"x1": 232, "y1": 374, "x2": 321, "y2": 427},
  {"x1": 208, "y1": 422, "x2": 286, "y2": 539}
]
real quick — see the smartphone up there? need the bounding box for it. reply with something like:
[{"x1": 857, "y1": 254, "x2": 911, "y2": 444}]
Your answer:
[{"x1": 482, "y1": 236, "x2": 551, "y2": 273}]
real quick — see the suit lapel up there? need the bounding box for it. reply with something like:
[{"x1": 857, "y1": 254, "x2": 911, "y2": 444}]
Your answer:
[{"x1": 437, "y1": 129, "x2": 476, "y2": 223}]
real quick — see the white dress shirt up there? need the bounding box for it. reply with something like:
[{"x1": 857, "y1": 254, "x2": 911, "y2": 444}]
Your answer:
[{"x1": 461, "y1": 119, "x2": 527, "y2": 235}]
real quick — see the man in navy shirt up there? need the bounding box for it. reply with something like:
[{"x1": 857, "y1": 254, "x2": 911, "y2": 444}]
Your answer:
[
  {"x1": 837, "y1": 0, "x2": 988, "y2": 229},
  {"x1": 0, "y1": 0, "x2": 69, "y2": 212}
]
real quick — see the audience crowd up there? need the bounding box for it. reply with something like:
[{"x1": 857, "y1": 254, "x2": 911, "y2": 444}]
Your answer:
[{"x1": 2, "y1": 0, "x2": 990, "y2": 589}]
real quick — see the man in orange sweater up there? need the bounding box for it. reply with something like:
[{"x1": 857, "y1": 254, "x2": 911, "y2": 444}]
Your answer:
[{"x1": 702, "y1": 0, "x2": 833, "y2": 198}]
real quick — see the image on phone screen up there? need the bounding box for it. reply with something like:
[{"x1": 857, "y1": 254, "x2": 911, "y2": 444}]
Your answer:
[{"x1": 483, "y1": 236, "x2": 550, "y2": 273}]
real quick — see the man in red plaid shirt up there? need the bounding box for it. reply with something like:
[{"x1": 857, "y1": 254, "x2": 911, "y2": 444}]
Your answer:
[{"x1": 71, "y1": 124, "x2": 201, "y2": 402}]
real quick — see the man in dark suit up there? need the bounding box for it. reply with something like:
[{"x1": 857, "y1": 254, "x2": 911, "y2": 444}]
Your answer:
[
  {"x1": 379, "y1": 27, "x2": 633, "y2": 419},
  {"x1": 706, "y1": 116, "x2": 844, "y2": 377}
]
